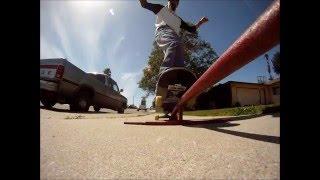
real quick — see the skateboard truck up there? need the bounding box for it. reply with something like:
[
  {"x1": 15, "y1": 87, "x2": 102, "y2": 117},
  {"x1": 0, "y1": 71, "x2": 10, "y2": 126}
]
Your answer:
[
  {"x1": 124, "y1": 105, "x2": 190, "y2": 125},
  {"x1": 154, "y1": 106, "x2": 183, "y2": 121},
  {"x1": 154, "y1": 84, "x2": 185, "y2": 121}
]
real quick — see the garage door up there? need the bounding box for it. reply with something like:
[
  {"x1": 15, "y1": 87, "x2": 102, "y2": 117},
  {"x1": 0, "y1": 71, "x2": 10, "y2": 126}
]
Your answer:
[{"x1": 236, "y1": 88, "x2": 261, "y2": 106}]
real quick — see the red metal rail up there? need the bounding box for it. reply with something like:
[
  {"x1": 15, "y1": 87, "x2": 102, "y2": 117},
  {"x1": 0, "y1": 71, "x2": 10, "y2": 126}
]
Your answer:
[{"x1": 171, "y1": 0, "x2": 280, "y2": 118}]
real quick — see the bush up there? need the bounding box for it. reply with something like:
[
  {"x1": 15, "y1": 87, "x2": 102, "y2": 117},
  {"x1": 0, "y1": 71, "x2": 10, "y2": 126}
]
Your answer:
[
  {"x1": 234, "y1": 102, "x2": 241, "y2": 107},
  {"x1": 233, "y1": 105, "x2": 260, "y2": 116},
  {"x1": 262, "y1": 105, "x2": 280, "y2": 114},
  {"x1": 184, "y1": 104, "x2": 279, "y2": 117}
]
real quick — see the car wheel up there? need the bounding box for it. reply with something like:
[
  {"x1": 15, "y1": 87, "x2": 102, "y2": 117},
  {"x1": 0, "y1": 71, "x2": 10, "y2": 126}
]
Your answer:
[
  {"x1": 69, "y1": 103, "x2": 79, "y2": 112},
  {"x1": 75, "y1": 91, "x2": 91, "y2": 112},
  {"x1": 41, "y1": 99, "x2": 56, "y2": 109},
  {"x1": 94, "y1": 106, "x2": 101, "y2": 112},
  {"x1": 118, "y1": 106, "x2": 125, "y2": 114}
]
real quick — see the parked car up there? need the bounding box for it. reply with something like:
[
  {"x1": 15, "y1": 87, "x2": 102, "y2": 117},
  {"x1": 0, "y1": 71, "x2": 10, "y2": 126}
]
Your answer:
[
  {"x1": 40, "y1": 58, "x2": 127, "y2": 113},
  {"x1": 137, "y1": 97, "x2": 147, "y2": 111},
  {"x1": 127, "y1": 104, "x2": 138, "y2": 109}
]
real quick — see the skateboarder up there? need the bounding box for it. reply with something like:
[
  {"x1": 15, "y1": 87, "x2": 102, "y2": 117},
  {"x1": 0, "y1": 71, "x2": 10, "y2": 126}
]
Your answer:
[{"x1": 138, "y1": 0, "x2": 209, "y2": 74}]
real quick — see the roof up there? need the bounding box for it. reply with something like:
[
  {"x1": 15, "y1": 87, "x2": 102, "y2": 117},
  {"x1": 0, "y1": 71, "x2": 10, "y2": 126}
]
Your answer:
[
  {"x1": 210, "y1": 78, "x2": 280, "y2": 90},
  {"x1": 264, "y1": 77, "x2": 280, "y2": 85},
  {"x1": 87, "y1": 72, "x2": 104, "y2": 75},
  {"x1": 224, "y1": 81, "x2": 265, "y2": 86}
]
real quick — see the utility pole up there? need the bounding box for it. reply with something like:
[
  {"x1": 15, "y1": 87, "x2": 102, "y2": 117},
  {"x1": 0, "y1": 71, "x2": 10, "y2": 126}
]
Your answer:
[{"x1": 264, "y1": 54, "x2": 273, "y2": 81}]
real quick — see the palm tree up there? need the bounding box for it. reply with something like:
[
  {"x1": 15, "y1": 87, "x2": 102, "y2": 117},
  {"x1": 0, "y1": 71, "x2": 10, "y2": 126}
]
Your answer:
[
  {"x1": 103, "y1": 68, "x2": 111, "y2": 77},
  {"x1": 264, "y1": 54, "x2": 273, "y2": 80},
  {"x1": 272, "y1": 52, "x2": 280, "y2": 75}
]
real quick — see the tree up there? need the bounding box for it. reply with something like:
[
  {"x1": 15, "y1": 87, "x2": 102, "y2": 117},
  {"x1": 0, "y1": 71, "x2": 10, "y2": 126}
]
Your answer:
[
  {"x1": 271, "y1": 51, "x2": 280, "y2": 75},
  {"x1": 103, "y1": 68, "x2": 111, "y2": 77},
  {"x1": 138, "y1": 25, "x2": 219, "y2": 95}
]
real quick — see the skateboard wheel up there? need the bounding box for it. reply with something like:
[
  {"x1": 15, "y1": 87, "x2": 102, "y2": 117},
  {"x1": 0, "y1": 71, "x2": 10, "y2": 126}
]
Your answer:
[{"x1": 155, "y1": 96, "x2": 162, "y2": 107}]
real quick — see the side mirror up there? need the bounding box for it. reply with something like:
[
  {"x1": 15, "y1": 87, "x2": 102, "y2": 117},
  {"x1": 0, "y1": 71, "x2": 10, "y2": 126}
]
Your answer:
[{"x1": 120, "y1": 89, "x2": 123, "y2": 92}]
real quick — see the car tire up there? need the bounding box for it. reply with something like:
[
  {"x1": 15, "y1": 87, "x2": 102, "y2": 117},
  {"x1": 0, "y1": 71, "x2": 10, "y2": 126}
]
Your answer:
[
  {"x1": 70, "y1": 103, "x2": 79, "y2": 112},
  {"x1": 75, "y1": 91, "x2": 91, "y2": 112},
  {"x1": 94, "y1": 106, "x2": 101, "y2": 112},
  {"x1": 117, "y1": 106, "x2": 125, "y2": 114},
  {"x1": 41, "y1": 99, "x2": 56, "y2": 109}
]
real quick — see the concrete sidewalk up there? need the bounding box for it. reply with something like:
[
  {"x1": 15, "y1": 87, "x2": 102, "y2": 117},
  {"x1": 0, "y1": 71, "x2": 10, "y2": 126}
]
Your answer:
[{"x1": 41, "y1": 109, "x2": 279, "y2": 179}]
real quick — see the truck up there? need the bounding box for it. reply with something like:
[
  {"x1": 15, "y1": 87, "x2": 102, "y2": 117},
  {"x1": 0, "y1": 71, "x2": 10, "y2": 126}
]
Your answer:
[{"x1": 40, "y1": 58, "x2": 127, "y2": 113}]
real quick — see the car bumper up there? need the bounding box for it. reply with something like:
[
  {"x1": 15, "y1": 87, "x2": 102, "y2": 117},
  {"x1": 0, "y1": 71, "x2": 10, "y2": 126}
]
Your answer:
[{"x1": 40, "y1": 80, "x2": 58, "y2": 92}]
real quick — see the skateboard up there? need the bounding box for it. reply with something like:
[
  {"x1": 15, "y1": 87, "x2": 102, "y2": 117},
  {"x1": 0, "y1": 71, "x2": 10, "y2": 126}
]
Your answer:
[{"x1": 154, "y1": 67, "x2": 197, "y2": 120}]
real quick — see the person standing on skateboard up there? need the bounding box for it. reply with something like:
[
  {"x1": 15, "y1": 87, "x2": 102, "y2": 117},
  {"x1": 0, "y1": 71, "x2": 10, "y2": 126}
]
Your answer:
[
  {"x1": 139, "y1": 0, "x2": 208, "y2": 119},
  {"x1": 139, "y1": 0, "x2": 209, "y2": 74}
]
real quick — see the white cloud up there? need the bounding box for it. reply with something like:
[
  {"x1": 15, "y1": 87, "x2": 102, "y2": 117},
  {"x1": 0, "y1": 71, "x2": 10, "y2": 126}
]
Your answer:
[
  {"x1": 109, "y1": 8, "x2": 115, "y2": 16},
  {"x1": 41, "y1": 1, "x2": 120, "y2": 71},
  {"x1": 118, "y1": 72, "x2": 155, "y2": 107},
  {"x1": 41, "y1": 1, "x2": 153, "y2": 104},
  {"x1": 119, "y1": 72, "x2": 142, "y2": 104},
  {"x1": 51, "y1": 14, "x2": 75, "y2": 61},
  {"x1": 113, "y1": 36, "x2": 126, "y2": 53},
  {"x1": 40, "y1": 36, "x2": 65, "y2": 59}
]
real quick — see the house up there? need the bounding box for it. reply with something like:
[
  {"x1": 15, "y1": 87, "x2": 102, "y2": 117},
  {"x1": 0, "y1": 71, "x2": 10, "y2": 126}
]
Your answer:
[
  {"x1": 264, "y1": 78, "x2": 280, "y2": 105},
  {"x1": 195, "y1": 78, "x2": 280, "y2": 109}
]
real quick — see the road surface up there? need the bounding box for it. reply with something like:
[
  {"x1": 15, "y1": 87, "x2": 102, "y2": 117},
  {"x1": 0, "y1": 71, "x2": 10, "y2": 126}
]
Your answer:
[{"x1": 41, "y1": 104, "x2": 280, "y2": 179}]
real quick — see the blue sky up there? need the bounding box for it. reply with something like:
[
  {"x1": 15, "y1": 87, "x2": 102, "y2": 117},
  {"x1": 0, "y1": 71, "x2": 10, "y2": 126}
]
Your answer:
[{"x1": 40, "y1": 0, "x2": 280, "y2": 107}]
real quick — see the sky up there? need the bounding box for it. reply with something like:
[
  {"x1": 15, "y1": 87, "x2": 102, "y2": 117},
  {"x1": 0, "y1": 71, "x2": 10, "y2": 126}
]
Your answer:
[{"x1": 40, "y1": 0, "x2": 280, "y2": 108}]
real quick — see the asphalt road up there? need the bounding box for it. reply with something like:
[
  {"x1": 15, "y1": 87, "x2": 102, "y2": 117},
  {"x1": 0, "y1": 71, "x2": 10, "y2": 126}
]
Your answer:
[{"x1": 41, "y1": 104, "x2": 280, "y2": 179}]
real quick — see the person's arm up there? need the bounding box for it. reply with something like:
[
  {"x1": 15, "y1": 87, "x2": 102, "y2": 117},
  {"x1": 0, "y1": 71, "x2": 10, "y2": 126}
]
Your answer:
[
  {"x1": 195, "y1": 17, "x2": 209, "y2": 29},
  {"x1": 139, "y1": 0, "x2": 164, "y2": 15},
  {"x1": 180, "y1": 17, "x2": 209, "y2": 34},
  {"x1": 180, "y1": 20, "x2": 197, "y2": 33}
]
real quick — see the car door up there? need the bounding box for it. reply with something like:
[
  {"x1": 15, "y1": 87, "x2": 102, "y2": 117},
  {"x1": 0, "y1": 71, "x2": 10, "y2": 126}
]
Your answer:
[
  {"x1": 110, "y1": 80, "x2": 123, "y2": 109},
  {"x1": 101, "y1": 78, "x2": 119, "y2": 110},
  {"x1": 102, "y1": 76, "x2": 117, "y2": 108},
  {"x1": 92, "y1": 74, "x2": 114, "y2": 108}
]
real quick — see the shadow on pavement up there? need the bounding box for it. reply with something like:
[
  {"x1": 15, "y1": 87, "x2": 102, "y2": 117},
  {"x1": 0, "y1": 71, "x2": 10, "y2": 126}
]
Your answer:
[
  {"x1": 212, "y1": 127, "x2": 280, "y2": 144},
  {"x1": 271, "y1": 112, "x2": 280, "y2": 117},
  {"x1": 183, "y1": 114, "x2": 280, "y2": 144},
  {"x1": 40, "y1": 106, "x2": 109, "y2": 114}
]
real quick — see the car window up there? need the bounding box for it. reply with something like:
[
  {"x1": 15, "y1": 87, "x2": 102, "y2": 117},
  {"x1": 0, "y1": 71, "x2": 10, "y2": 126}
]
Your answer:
[{"x1": 112, "y1": 84, "x2": 119, "y2": 92}]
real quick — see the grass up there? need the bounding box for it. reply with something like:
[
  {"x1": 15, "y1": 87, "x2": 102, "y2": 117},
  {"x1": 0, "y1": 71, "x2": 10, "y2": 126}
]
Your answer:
[
  {"x1": 184, "y1": 104, "x2": 280, "y2": 117},
  {"x1": 65, "y1": 115, "x2": 85, "y2": 119}
]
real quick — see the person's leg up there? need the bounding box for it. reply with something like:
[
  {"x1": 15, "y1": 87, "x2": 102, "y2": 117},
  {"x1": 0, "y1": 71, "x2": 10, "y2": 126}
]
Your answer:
[
  {"x1": 173, "y1": 39, "x2": 185, "y2": 67},
  {"x1": 155, "y1": 27, "x2": 184, "y2": 74},
  {"x1": 155, "y1": 27, "x2": 184, "y2": 119}
]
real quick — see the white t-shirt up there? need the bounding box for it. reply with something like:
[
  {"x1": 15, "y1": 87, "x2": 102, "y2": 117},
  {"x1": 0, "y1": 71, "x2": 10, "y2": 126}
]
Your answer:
[{"x1": 155, "y1": 5, "x2": 181, "y2": 36}]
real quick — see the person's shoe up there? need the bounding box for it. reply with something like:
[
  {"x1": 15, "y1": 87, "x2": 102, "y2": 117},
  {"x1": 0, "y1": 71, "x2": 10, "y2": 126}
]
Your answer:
[{"x1": 159, "y1": 114, "x2": 171, "y2": 118}]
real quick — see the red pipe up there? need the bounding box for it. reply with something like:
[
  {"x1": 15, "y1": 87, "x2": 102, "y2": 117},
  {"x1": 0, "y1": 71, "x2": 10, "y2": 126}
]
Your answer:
[{"x1": 171, "y1": 0, "x2": 280, "y2": 116}]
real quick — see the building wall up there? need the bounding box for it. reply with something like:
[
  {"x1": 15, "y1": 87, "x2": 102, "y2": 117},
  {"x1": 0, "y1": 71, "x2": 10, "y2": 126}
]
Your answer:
[
  {"x1": 195, "y1": 80, "x2": 280, "y2": 109},
  {"x1": 267, "y1": 82, "x2": 280, "y2": 104},
  {"x1": 231, "y1": 83, "x2": 267, "y2": 106},
  {"x1": 212, "y1": 84, "x2": 232, "y2": 108}
]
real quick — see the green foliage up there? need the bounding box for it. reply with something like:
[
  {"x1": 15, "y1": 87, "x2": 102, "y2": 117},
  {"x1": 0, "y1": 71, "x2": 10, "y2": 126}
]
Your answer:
[
  {"x1": 138, "y1": 42, "x2": 164, "y2": 93},
  {"x1": 233, "y1": 106, "x2": 260, "y2": 116},
  {"x1": 103, "y1": 68, "x2": 111, "y2": 77},
  {"x1": 184, "y1": 104, "x2": 279, "y2": 117}
]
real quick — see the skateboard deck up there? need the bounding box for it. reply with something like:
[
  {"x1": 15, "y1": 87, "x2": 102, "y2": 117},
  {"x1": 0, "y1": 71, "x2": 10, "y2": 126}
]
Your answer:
[{"x1": 155, "y1": 67, "x2": 197, "y2": 115}]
